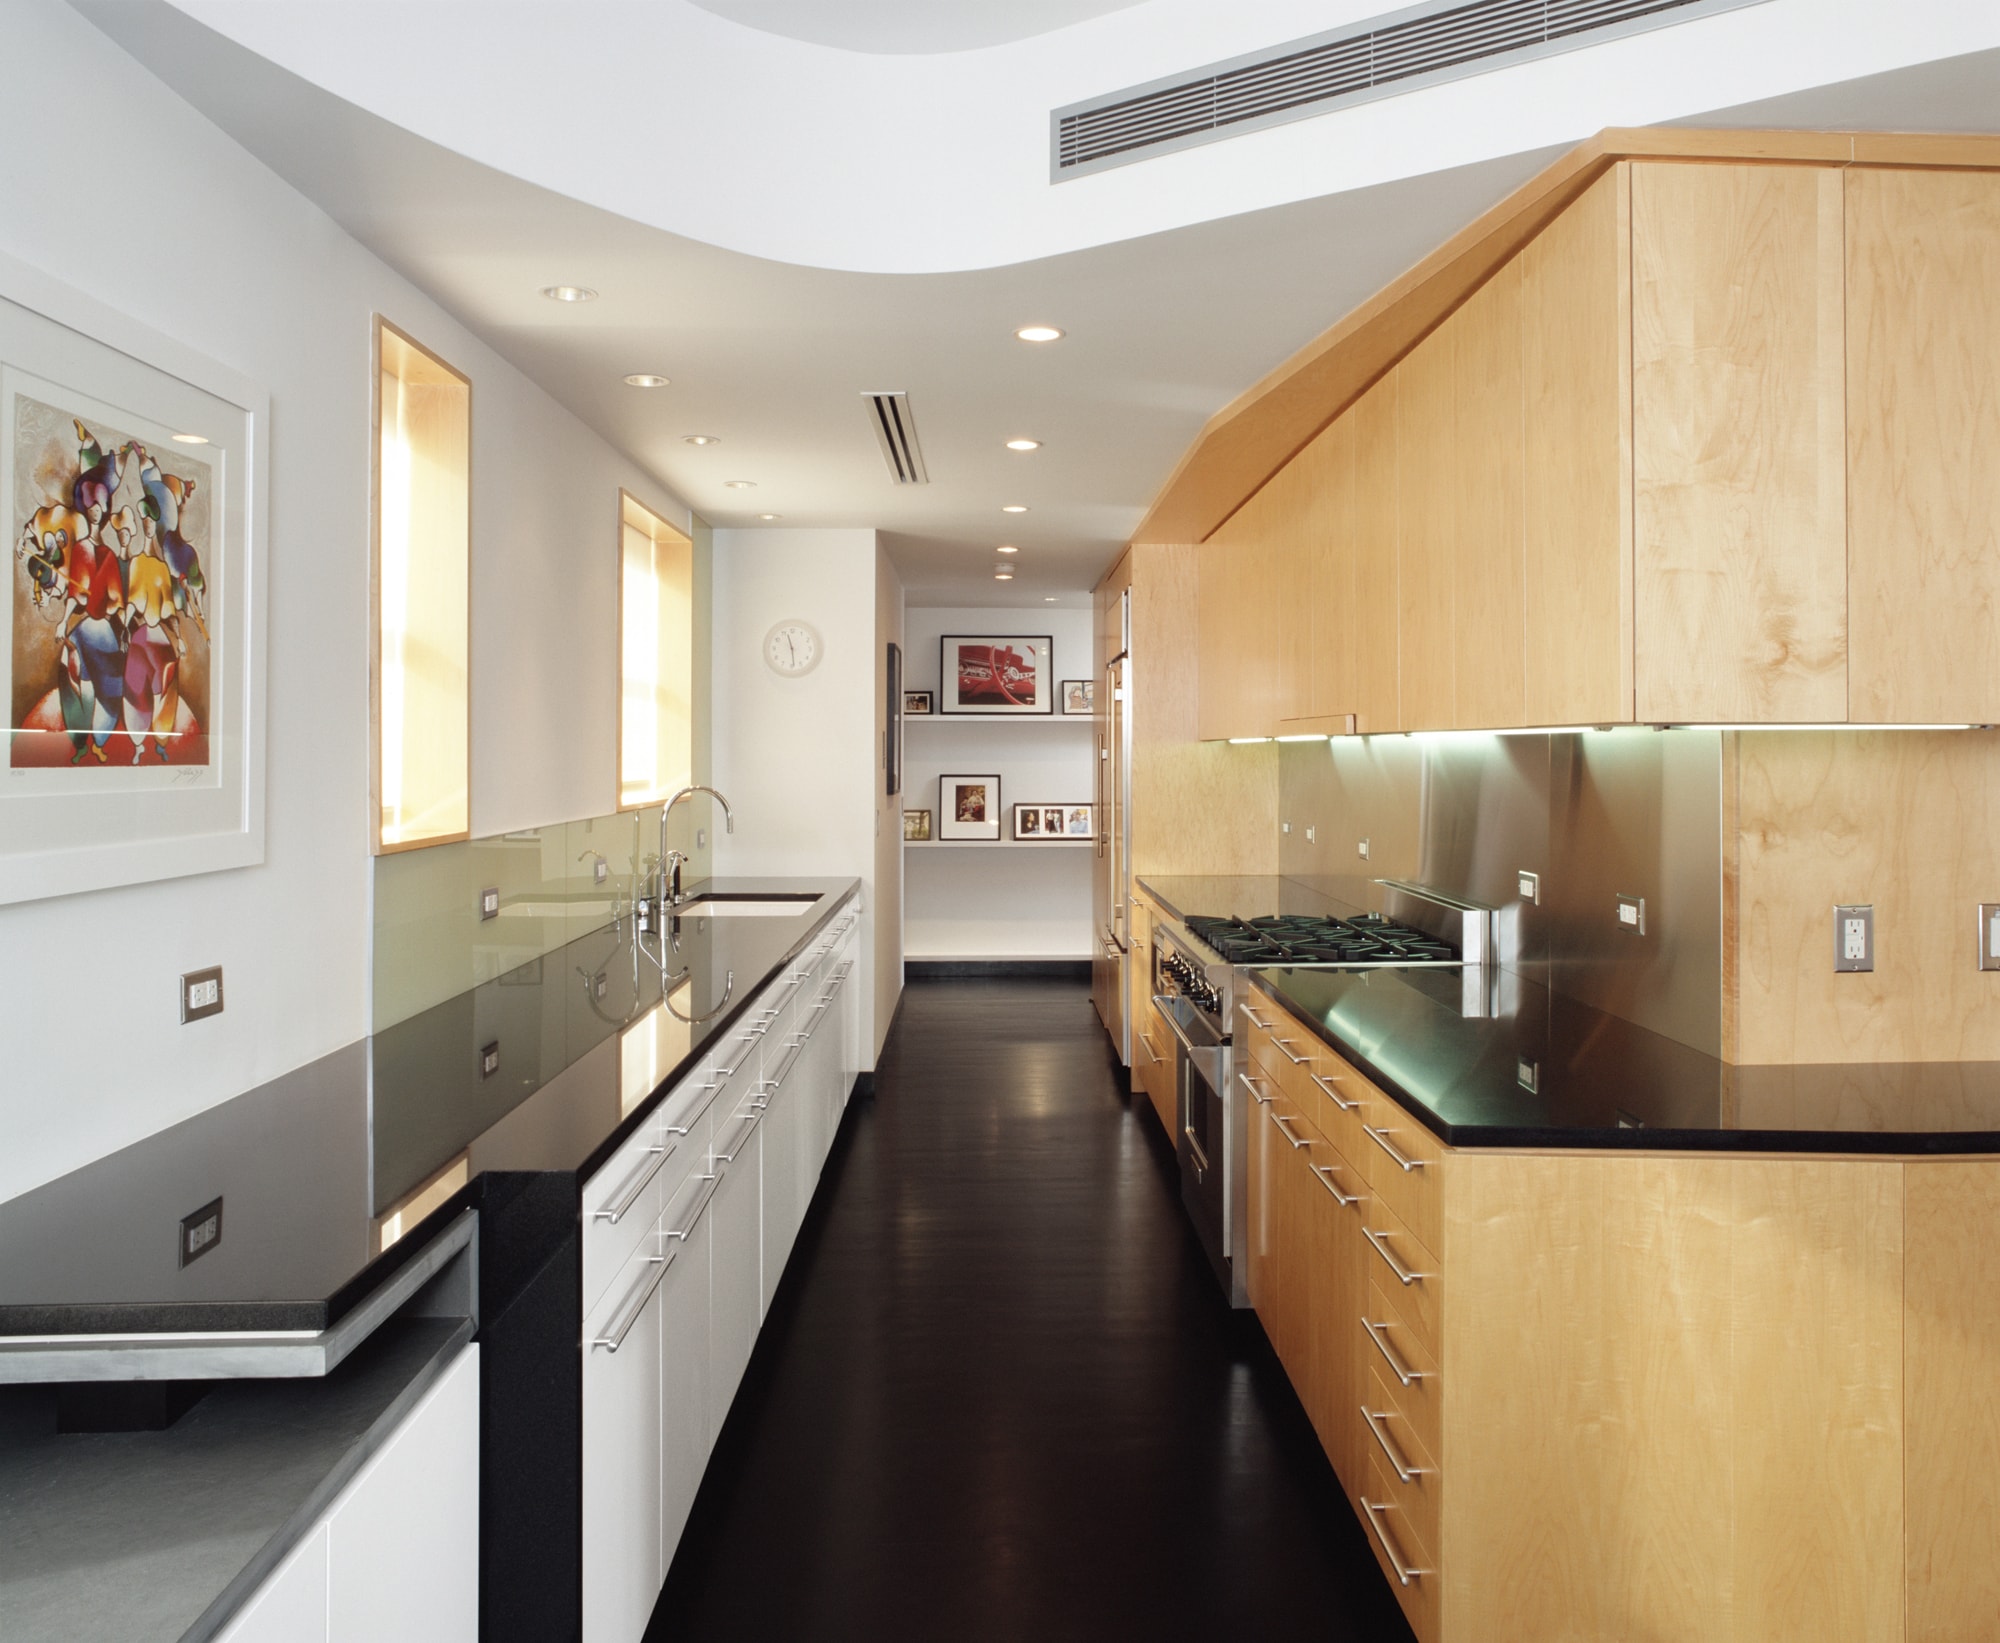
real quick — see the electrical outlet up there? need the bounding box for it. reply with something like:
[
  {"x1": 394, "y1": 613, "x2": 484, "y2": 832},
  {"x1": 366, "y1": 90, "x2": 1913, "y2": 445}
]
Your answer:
[
  {"x1": 479, "y1": 886, "x2": 500, "y2": 921},
  {"x1": 179, "y1": 1197, "x2": 223, "y2": 1267},
  {"x1": 1281, "y1": 821, "x2": 1291, "y2": 835},
  {"x1": 593, "y1": 858, "x2": 608, "y2": 886},
  {"x1": 696, "y1": 828, "x2": 707, "y2": 850},
  {"x1": 181, "y1": 967, "x2": 224, "y2": 1023},
  {"x1": 1516, "y1": 1058, "x2": 1539, "y2": 1093},
  {"x1": 1518, "y1": 870, "x2": 1540, "y2": 904},
  {"x1": 593, "y1": 971, "x2": 608, "y2": 1001},
  {"x1": 1980, "y1": 904, "x2": 2000, "y2": 972},
  {"x1": 1357, "y1": 838, "x2": 1371, "y2": 860},
  {"x1": 480, "y1": 1041, "x2": 500, "y2": 1080},
  {"x1": 1616, "y1": 894, "x2": 1645, "y2": 934},
  {"x1": 1305, "y1": 826, "x2": 1316, "y2": 843},
  {"x1": 1835, "y1": 904, "x2": 1874, "y2": 972}
]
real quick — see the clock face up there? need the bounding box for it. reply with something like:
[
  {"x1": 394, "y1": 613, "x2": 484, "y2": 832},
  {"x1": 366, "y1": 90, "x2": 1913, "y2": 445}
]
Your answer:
[{"x1": 765, "y1": 620, "x2": 821, "y2": 676}]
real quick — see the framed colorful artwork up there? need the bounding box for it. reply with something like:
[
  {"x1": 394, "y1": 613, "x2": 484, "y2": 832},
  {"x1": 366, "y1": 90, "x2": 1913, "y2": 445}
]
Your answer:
[
  {"x1": 938, "y1": 773, "x2": 1001, "y2": 841},
  {"x1": 2, "y1": 252, "x2": 268, "y2": 905},
  {"x1": 1061, "y1": 679, "x2": 1094, "y2": 715},
  {"x1": 903, "y1": 808, "x2": 932, "y2": 842},
  {"x1": 902, "y1": 690, "x2": 933, "y2": 716},
  {"x1": 940, "y1": 634, "x2": 1052, "y2": 716}
]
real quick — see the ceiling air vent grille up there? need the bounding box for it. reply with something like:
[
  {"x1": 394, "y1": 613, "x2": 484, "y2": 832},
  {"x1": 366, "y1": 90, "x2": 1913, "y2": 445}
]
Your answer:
[
  {"x1": 864, "y1": 391, "x2": 929, "y2": 485},
  {"x1": 1052, "y1": 0, "x2": 1770, "y2": 178}
]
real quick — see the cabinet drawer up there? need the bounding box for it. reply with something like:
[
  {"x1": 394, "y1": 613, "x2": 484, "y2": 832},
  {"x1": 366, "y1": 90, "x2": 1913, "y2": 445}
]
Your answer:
[
  {"x1": 1357, "y1": 1085, "x2": 1446, "y2": 1253},
  {"x1": 1361, "y1": 1274, "x2": 1443, "y2": 1464},
  {"x1": 1362, "y1": 1454, "x2": 1440, "y2": 1643},
  {"x1": 1296, "y1": 1045, "x2": 1368, "y2": 1161},
  {"x1": 1363, "y1": 1361, "x2": 1442, "y2": 1559},
  {"x1": 583, "y1": 1098, "x2": 713, "y2": 1314},
  {"x1": 1361, "y1": 1195, "x2": 1443, "y2": 1361}
]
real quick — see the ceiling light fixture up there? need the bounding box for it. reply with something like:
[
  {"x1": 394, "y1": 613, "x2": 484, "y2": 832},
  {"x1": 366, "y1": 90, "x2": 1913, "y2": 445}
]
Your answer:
[
  {"x1": 170, "y1": 433, "x2": 209, "y2": 445},
  {"x1": 540, "y1": 284, "x2": 598, "y2": 303},
  {"x1": 1044, "y1": 596, "x2": 1058, "y2": 602},
  {"x1": 758, "y1": 513, "x2": 782, "y2": 521},
  {"x1": 724, "y1": 480, "x2": 757, "y2": 489},
  {"x1": 996, "y1": 545, "x2": 1019, "y2": 555},
  {"x1": 1001, "y1": 504, "x2": 1028, "y2": 514},
  {"x1": 682, "y1": 434, "x2": 721, "y2": 446},
  {"x1": 1005, "y1": 438, "x2": 1042, "y2": 452},
  {"x1": 623, "y1": 373, "x2": 669, "y2": 388},
  {"x1": 1015, "y1": 325, "x2": 1064, "y2": 343},
  {"x1": 995, "y1": 571, "x2": 1014, "y2": 581}
]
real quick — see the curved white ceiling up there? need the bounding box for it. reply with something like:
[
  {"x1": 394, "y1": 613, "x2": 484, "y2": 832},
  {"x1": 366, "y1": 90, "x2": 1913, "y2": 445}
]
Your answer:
[
  {"x1": 166, "y1": 0, "x2": 2000, "y2": 274},
  {"x1": 687, "y1": 0, "x2": 1147, "y2": 55}
]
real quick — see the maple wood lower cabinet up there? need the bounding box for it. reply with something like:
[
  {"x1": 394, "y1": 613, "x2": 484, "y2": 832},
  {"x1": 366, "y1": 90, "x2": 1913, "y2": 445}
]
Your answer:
[
  {"x1": 581, "y1": 906, "x2": 861, "y2": 1643},
  {"x1": 1241, "y1": 976, "x2": 1998, "y2": 1643}
]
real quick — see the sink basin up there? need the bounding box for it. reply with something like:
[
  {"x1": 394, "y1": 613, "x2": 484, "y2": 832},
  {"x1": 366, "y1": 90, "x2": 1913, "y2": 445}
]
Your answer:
[{"x1": 672, "y1": 895, "x2": 818, "y2": 918}]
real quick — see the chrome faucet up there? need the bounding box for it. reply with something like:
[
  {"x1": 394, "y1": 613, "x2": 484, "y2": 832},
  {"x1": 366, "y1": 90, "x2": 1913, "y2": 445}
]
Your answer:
[{"x1": 657, "y1": 785, "x2": 734, "y2": 912}]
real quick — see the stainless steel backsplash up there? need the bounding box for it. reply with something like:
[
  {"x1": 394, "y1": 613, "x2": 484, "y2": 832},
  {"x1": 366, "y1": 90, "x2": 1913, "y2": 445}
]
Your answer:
[{"x1": 1278, "y1": 730, "x2": 1723, "y2": 1055}]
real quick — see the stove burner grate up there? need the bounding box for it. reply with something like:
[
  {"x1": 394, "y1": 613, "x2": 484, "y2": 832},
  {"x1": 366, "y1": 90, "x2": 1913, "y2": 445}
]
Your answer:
[{"x1": 1183, "y1": 911, "x2": 1459, "y2": 966}]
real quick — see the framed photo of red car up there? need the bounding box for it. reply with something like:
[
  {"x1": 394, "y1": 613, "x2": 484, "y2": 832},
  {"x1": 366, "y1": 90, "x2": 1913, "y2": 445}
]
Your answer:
[
  {"x1": 940, "y1": 634, "x2": 1052, "y2": 716},
  {"x1": 938, "y1": 773, "x2": 1001, "y2": 841}
]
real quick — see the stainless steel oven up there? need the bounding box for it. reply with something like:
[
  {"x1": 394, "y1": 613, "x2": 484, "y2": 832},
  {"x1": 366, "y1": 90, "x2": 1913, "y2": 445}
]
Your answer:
[{"x1": 1152, "y1": 924, "x2": 1248, "y2": 1307}]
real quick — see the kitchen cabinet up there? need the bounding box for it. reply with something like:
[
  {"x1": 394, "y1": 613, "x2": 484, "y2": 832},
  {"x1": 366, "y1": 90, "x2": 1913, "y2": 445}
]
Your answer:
[
  {"x1": 1240, "y1": 978, "x2": 2000, "y2": 1643},
  {"x1": 582, "y1": 1229, "x2": 670, "y2": 1643}
]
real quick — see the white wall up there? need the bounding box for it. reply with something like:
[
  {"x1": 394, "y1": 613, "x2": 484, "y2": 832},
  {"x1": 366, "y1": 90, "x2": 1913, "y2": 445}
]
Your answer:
[
  {"x1": 902, "y1": 606, "x2": 1096, "y2": 961},
  {"x1": 710, "y1": 528, "x2": 904, "y2": 1061},
  {"x1": 0, "y1": 0, "x2": 689, "y2": 1202}
]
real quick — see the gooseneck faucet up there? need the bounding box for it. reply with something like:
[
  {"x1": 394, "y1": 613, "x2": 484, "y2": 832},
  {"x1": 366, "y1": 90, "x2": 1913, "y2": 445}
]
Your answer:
[{"x1": 658, "y1": 785, "x2": 735, "y2": 912}]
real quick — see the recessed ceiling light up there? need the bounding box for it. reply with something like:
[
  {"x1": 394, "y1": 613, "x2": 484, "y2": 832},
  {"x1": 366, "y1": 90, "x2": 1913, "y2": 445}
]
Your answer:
[
  {"x1": 724, "y1": 480, "x2": 757, "y2": 489},
  {"x1": 995, "y1": 571, "x2": 1014, "y2": 581},
  {"x1": 758, "y1": 513, "x2": 783, "y2": 521},
  {"x1": 1015, "y1": 325, "x2": 1064, "y2": 343},
  {"x1": 996, "y1": 545, "x2": 1019, "y2": 555},
  {"x1": 623, "y1": 373, "x2": 669, "y2": 388},
  {"x1": 1001, "y1": 504, "x2": 1028, "y2": 514},
  {"x1": 683, "y1": 434, "x2": 721, "y2": 446},
  {"x1": 540, "y1": 284, "x2": 598, "y2": 303},
  {"x1": 170, "y1": 433, "x2": 209, "y2": 445},
  {"x1": 1005, "y1": 438, "x2": 1042, "y2": 452},
  {"x1": 1044, "y1": 596, "x2": 1057, "y2": 602}
]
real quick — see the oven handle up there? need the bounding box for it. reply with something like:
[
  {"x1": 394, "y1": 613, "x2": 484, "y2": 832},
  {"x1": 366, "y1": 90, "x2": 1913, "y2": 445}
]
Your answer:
[{"x1": 1150, "y1": 995, "x2": 1216, "y2": 1061}]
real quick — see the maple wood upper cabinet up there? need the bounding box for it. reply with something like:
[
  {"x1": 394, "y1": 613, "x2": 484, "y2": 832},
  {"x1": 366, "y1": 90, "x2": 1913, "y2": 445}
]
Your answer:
[{"x1": 1846, "y1": 167, "x2": 2000, "y2": 725}]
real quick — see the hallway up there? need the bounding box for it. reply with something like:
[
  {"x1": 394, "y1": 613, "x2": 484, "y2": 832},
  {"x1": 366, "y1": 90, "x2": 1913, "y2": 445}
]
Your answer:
[{"x1": 650, "y1": 976, "x2": 1416, "y2": 1642}]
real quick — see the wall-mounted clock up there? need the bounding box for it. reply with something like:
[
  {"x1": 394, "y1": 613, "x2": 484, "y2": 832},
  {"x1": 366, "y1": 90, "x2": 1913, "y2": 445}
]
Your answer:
[{"x1": 764, "y1": 619, "x2": 822, "y2": 677}]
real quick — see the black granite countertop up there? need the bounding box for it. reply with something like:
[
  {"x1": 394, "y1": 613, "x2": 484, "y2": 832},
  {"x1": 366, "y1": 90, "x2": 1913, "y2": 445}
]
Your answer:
[
  {"x1": 0, "y1": 879, "x2": 859, "y2": 1337},
  {"x1": 1253, "y1": 964, "x2": 2000, "y2": 1154}
]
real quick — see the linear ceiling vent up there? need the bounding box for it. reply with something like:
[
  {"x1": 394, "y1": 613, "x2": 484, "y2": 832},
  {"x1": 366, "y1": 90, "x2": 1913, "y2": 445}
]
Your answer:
[
  {"x1": 1052, "y1": 0, "x2": 1770, "y2": 178},
  {"x1": 864, "y1": 391, "x2": 930, "y2": 485}
]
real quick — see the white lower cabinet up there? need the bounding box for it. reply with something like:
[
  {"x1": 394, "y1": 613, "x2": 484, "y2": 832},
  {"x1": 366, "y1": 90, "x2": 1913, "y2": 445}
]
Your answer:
[
  {"x1": 582, "y1": 1230, "x2": 669, "y2": 1643},
  {"x1": 218, "y1": 1341, "x2": 480, "y2": 1643},
  {"x1": 706, "y1": 1102, "x2": 763, "y2": 1438}
]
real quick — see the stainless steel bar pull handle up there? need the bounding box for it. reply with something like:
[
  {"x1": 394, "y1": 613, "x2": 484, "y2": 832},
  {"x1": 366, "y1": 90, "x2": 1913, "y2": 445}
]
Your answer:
[
  {"x1": 1242, "y1": 1005, "x2": 1273, "y2": 1030},
  {"x1": 1359, "y1": 1499, "x2": 1427, "y2": 1587},
  {"x1": 1182, "y1": 1127, "x2": 1210, "y2": 1178},
  {"x1": 1309, "y1": 1070, "x2": 1359, "y2": 1112},
  {"x1": 593, "y1": 1242, "x2": 679, "y2": 1352},
  {"x1": 1272, "y1": 1036, "x2": 1309, "y2": 1066},
  {"x1": 1311, "y1": 1163, "x2": 1360, "y2": 1207},
  {"x1": 662, "y1": 1171, "x2": 722, "y2": 1241},
  {"x1": 1362, "y1": 1318, "x2": 1426, "y2": 1386},
  {"x1": 1363, "y1": 1227, "x2": 1430, "y2": 1287},
  {"x1": 1237, "y1": 1071, "x2": 1273, "y2": 1106},
  {"x1": 713, "y1": 1112, "x2": 759, "y2": 1163},
  {"x1": 595, "y1": 1138, "x2": 676, "y2": 1225},
  {"x1": 1270, "y1": 1111, "x2": 1309, "y2": 1151},
  {"x1": 1364, "y1": 1124, "x2": 1427, "y2": 1173},
  {"x1": 1361, "y1": 1406, "x2": 1429, "y2": 1483}
]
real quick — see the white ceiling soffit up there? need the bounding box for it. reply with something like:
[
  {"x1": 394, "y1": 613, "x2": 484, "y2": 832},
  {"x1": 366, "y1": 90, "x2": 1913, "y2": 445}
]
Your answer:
[
  {"x1": 1053, "y1": 0, "x2": 1774, "y2": 178},
  {"x1": 688, "y1": 0, "x2": 1148, "y2": 56},
  {"x1": 157, "y1": 0, "x2": 2000, "y2": 274}
]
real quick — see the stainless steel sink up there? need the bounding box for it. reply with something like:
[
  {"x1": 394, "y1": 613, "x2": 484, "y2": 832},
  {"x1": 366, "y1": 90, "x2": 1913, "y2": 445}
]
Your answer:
[{"x1": 671, "y1": 895, "x2": 819, "y2": 918}]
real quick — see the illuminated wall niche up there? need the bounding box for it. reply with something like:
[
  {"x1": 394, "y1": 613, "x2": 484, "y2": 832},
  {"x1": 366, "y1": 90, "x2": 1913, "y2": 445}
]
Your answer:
[
  {"x1": 619, "y1": 492, "x2": 693, "y2": 809},
  {"x1": 372, "y1": 319, "x2": 471, "y2": 852}
]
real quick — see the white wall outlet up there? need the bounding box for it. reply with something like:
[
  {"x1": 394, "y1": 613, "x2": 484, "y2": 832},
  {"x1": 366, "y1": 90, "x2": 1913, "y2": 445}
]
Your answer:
[
  {"x1": 181, "y1": 967, "x2": 224, "y2": 1023},
  {"x1": 1305, "y1": 826, "x2": 1316, "y2": 843},
  {"x1": 1357, "y1": 838, "x2": 1370, "y2": 860},
  {"x1": 1980, "y1": 904, "x2": 2000, "y2": 972},
  {"x1": 697, "y1": 828, "x2": 707, "y2": 849},
  {"x1": 593, "y1": 858, "x2": 608, "y2": 886},
  {"x1": 479, "y1": 886, "x2": 500, "y2": 921},
  {"x1": 1518, "y1": 870, "x2": 1540, "y2": 904},
  {"x1": 1616, "y1": 894, "x2": 1645, "y2": 934},
  {"x1": 1281, "y1": 821, "x2": 1291, "y2": 834},
  {"x1": 1835, "y1": 904, "x2": 1874, "y2": 972}
]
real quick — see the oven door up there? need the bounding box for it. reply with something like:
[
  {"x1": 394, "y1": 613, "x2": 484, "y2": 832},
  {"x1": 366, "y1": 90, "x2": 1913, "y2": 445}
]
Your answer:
[{"x1": 1153, "y1": 992, "x2": 1235, "y2": 1301}]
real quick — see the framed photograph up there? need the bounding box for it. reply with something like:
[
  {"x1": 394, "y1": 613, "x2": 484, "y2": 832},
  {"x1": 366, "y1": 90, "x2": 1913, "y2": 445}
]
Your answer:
[
  {"x1": 1012, "y1": 802, "x2": 1088, "y2": 841},
  {"x1": 1064, "y1": 804, "x2": 1095, "y2": 839},
  {"x1": 903, "y1": 689, "x2": 933, "y2": 716},
  {"x1": 1061, "y1": 679, "x2": 1094, "y2": 716},
  {"x1": 903, "y1": 808, "x2": 932, "y2": 842},
  {"x1": 884, "y1": 640, "x2": 902, "y2": 798},
  {"x1": 941, "y1": 634, "x2": 1052, "y2": 715},
  {"x1": 2, "y1": 252, "x2": 268, "y2": 905},
  {"x1": 938, "y1": 773, "x2": 1001, "y2": 841}
]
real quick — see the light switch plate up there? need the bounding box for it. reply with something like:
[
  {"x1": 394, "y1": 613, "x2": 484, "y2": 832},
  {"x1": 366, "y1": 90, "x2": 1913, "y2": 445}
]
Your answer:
[
  {"x1": 1980, "y1": 904, "x2": 2000, "y2": 972},
  {"x1": 592, "y1": 858, "x2": 608, "y2": 885},
  {"x1": 1516, "y1": 1058, "x2": 1539, "y2": 1093},
  {"x1": 479, "y1": 886, "x2": 500, "y2": 921},
  {"x1": 1835, "y1": 904, "x2": 1874, "y2": 972},
  {"x1": 480, "y1": 1041, "x2": 500, "y2": 1079},
  {"x1": 181, "y1": 966, "x2": 224, "y2": 1023},
  {"x1": 1518, "y1": 870, "x2": 1540, "y2": 904},
  {"x1": 179, "y1": 1197, "x2": 223, "y2": 1267},
  {"x1": 1616, "y1": 894, "x2": 1645, "y2": 934},
  {"x1": 1357, "y1": 838, "x2": 1370, "y2": 860}
]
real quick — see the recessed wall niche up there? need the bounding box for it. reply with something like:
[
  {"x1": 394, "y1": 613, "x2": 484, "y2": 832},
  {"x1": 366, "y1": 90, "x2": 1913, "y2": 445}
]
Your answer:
[
  {"x1": 618, "y1": 490, "x2": 693, "y2": 810},
  {"x1": 371, "y1": 318, "x2": 471, "y2": 852}
]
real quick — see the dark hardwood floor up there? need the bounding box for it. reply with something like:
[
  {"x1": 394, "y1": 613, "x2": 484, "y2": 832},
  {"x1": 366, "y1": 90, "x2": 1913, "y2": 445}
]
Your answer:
[{"x1": 649, "y1": 976, "x2": 1417, "y2": 1643}]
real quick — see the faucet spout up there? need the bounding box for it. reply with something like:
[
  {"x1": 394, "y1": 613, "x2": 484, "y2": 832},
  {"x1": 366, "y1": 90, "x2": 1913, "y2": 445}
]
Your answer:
[{"x1": 657, "y1": 785, "x2": 736, "y2": 911}]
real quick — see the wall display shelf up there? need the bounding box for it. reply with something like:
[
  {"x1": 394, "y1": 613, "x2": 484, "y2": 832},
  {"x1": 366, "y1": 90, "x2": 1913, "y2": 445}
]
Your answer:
[
  {"x1": 906, "y1": 715, "x2": 1092, "y2": 729},
  {"x1": 905, "y1": 839, "x2": 1092, "y2": 850}
]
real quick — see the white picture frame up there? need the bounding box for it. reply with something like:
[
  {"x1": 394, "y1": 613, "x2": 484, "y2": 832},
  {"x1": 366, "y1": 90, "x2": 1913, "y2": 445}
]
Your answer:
[{"x1": 1, "y1": 251, "x2": 269, "y2": 905}]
